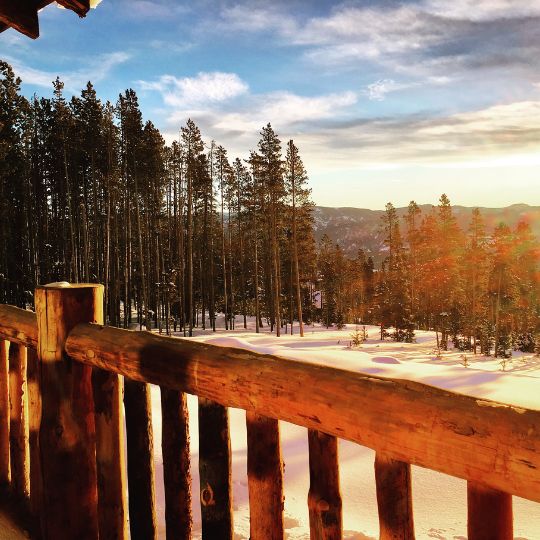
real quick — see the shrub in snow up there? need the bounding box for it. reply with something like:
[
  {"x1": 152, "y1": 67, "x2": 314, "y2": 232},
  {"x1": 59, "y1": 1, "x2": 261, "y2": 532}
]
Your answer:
[
  {"x1": 455, "y1": 336, "x2": 473, "y2": 352},
  {"x1": 479, "y1": 319, "x2": 495, "y2": 356},
  {"x1": 496, "y1": 333, "x2": 512, "y2": 359},
  {"x1": 393, "y1": 327, "x2": 415, "y2": 343},
  {"x1": 350, "y1": 326, "x2": 368, "y2": 347},
  {"x1": 514, "y1": 332, "x2": 536, "y2": 353}
]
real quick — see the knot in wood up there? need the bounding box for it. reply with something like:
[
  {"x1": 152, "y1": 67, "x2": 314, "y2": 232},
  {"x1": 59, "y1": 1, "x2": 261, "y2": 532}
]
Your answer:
[
  {"x1": 201, "y1": 483, "x2": 215, "y2": 506},
  {"x1": 317, "y1": 499, "x2": 330, "y2": 512}
]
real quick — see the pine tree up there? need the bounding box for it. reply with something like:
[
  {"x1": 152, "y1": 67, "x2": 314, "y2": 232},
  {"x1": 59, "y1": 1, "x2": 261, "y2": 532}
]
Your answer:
[
  {"x1": 257, "y1": 124, "x2": 285, "y2": 336},
  {"x1": 463, "y1": 208, "x2": 489, "y2": 353},
  {"x1": 0, "y1": 62, "x2": 31, "y2": 305},
  {"x1": 284, "y1": 140, "x2": 314, "y2": 336},
  {"x1": 181, "y1": 119, "x2": 204, "y2": 336}
]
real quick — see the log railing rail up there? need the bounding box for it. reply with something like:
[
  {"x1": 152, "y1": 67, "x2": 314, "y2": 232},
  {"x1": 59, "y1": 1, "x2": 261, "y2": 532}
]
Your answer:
[{"x1": 0, "y1": 284, "x2": 538, "y2": 539}]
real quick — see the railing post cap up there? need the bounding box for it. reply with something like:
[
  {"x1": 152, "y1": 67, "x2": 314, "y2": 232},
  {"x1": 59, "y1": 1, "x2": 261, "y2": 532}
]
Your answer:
[{"x1": 36, "y1": 282, "x2": 104, "y2": 291}]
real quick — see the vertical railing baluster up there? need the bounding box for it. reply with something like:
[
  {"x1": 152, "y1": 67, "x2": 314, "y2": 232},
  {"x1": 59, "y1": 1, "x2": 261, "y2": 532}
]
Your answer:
[
  {"x1": 0, "y1": 339, "x2": 9, "y2": 489},
  {"x1": 198, "y1": 398, "x2": 233, "y2": 539},
  {"x1": 161, "y1": 387, "x2": 191, "y2": 540},
  {"x1": 124, "y1": 379, "x2": 157, "y2": 540},
  {"x1": 467, "y1": 482, "x2": 512, "y2": 540},
  {"x1": 308, "y1": 430, "x2": 342, "y2": 540},
  {"x1": 26, "y1": 347, "x2": 42, "y2": 529},
  {"x1": 246, "y1": 412, "x2": 284, "y2": 540},
  {"x1": 8, "y1": 342, "x2": 29, "y2": 504},
  {"x1": 93, "y1": 368, "x2": 128, "y2": 539},
  {"x1": 374, "y1": 453, "x2": 414, "y2": 540}
]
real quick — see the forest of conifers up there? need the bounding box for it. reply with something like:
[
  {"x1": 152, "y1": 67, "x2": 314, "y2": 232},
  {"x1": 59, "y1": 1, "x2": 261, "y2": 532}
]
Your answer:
[{"x1": 1, "y1": 61, "x2": 539, "y2": 357}]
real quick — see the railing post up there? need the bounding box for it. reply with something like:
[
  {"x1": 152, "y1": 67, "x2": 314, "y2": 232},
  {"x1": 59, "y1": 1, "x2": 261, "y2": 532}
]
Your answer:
[
  {"x1": 374, "y1": 453, "x2": 414, "y2": 540},
  {"x1": 35, "y1": 283, "x2": 102, "y2": 540},
  {"x1": 467, "y1": 482, "x2": 513, "y2": 540},
  {"x1": 0, "y1": 340, "x2": 9, "y2": 489}
]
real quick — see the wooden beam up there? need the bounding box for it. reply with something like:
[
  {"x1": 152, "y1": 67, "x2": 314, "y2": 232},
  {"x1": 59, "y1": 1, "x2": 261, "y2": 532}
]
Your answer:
[
  {"x1": 0, "y1": 0, "x2": 39, "y2": 39},
  {"x1": 36, "y1": 284, "x2": 102, "y2": 540},
  {"x1": 0, "y1": 305, "x2": 38, "y2": 349},
  {"x1": 65, "y1": 323, "x2": 540, "y2": 503},
  {"x1": 56, "y1": 0, "x2": 90, "y2": 17}
]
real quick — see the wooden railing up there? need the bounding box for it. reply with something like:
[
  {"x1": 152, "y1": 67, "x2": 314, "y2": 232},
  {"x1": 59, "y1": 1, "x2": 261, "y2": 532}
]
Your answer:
[{"x1": 0, "y1": 284, "x2": 539, "y2": 539}]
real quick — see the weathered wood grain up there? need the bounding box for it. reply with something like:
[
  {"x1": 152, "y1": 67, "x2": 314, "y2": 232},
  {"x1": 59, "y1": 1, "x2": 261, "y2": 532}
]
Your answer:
[
  {"x1": 467, "y1": 482, "x2": 512, "y2": 540},
  {"x1": 160, "y1": 387, "x2": 191, "y2": 540},
  {"x1": 55, "y1": 0, "x2": 90, "y2": 16},
  {"x1": 8, "y1": 342, "x2": 29, "y2": 504},
  {"x1": 65, "y1": 323, "x2": 540, "y2": 503},
  {"x1": 93, "y1": 368, "x2": 127, "y2": 539},
  {"x1": 246, "y1": 412, "x2": 283, "y2": 540},
  {"x1": 26, "y1": 347, "x2": 42, "y2": 525},
  {"x1": 0, "y1": 0, "x2": 39, "y2": 38},
  {"x1": 124, "y1": 379, "x2": 157, "y2": 540},
  {"x1": 36, "y1": 284, "x2": 102, "y2": 540},
  {"x1": 0, "y1": 305, "x2": 37, "y2": 349},
  {"x1": 308, "y1": 430, "x2": 341, "y2": 540},
  {"x1": 198, "y1": 397, "x2": 233, "y2": 539},
  {"x1": 0, "y1": 340, "x2": 9, "y2": 488},
  {"x1": 375, "y1": 453, "x2": 414, "y2": 540}
]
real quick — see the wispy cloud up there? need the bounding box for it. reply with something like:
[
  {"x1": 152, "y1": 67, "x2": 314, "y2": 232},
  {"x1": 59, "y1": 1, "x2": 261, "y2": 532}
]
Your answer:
[
  {"x1": 215, "y1": 4, "x2": 295, "y2": 35},
  {"x1": 139, "y1": 71, "x2": 248, "y2": 108},
  {"x1": 215, "y1": 1, "x2": 540, "y2": 82},
  {"x1": 6, "y1": 51, "x2": 130, "y2": 92},
  {"x1": 364, "y1": 79, "x2": 418, "y2": 101},
  {"x1": 140, "y1": 69, "x2": 358, "y2": 134},
  {"x1": 423, "y1": 0, "x2": 540, "y2": 21},
  {"x1": 120, "y1": 0, "x2": 191, "y2": 20},
  {"x1": 149, "y1": 40, "x2": 193, "y2": 54},
  {"x1": 298, "y1": 100, "x2": 540, "y2": 170},
  {"x1": 211, "y1": 90, "x2": 358, "y2": 132}
]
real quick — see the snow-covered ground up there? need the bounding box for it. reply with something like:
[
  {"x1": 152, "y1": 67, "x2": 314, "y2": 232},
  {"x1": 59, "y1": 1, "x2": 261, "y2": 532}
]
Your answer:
[{"x1": 147, "y1": 318, "x2": 540, "y2": 539}]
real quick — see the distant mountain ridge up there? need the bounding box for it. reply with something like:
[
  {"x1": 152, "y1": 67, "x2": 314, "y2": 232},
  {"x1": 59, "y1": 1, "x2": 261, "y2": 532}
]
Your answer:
[{"x1": 313, "y1": 203, "x2": 540, "y2": 264}]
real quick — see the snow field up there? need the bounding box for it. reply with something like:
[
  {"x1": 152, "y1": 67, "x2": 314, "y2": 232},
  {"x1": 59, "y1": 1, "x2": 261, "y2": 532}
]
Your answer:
[{"x1": 144, "y1": 321, "x2": 540, "y2": 539}]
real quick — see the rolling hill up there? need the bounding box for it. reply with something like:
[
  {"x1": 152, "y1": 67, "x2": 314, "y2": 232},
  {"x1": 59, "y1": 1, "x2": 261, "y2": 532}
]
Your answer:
[{"x1": 313, "y1": 203, "x2": 540, "y2": 264}]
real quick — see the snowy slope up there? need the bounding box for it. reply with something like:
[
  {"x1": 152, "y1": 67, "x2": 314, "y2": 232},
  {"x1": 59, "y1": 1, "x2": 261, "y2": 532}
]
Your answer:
[{"x1": 146, "y1": 320, "x2": 540, "y2": 539}]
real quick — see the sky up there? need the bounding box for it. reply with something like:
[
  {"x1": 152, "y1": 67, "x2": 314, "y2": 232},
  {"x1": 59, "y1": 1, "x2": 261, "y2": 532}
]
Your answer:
[{"x1": 1, "y1": 0, "x2": 540, "y2": 209}]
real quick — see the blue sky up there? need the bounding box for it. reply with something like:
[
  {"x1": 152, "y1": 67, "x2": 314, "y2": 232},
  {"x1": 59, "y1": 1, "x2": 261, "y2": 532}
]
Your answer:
[{"x1": 2, "y1": 0, "x2": 540, "y2": 209}]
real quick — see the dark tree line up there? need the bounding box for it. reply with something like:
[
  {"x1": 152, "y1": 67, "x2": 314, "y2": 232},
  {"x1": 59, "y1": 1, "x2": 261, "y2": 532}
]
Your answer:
[
  {"x1": 0, "y1": 62, "x2": 315, "y2": 336},
  {"x1": 316, "y1": 195, "x2": 540, "y2": 358},
  {"x1": 2, "y1": 61, "x2": 538, "y2": 354}
]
